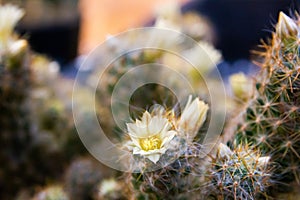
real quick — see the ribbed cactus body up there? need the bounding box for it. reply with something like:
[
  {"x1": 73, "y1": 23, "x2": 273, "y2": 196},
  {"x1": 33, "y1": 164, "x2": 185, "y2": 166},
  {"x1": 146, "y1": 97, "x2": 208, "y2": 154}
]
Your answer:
[
  {"x1": 0, "y1": 40, "x2": 32, "y2": 196},
  {"x1": 231, "y1": 12, "x2": 300, "y2": 188},
  {"x1": 0, "y1": 45, "x2": 66, "y2": 199}
]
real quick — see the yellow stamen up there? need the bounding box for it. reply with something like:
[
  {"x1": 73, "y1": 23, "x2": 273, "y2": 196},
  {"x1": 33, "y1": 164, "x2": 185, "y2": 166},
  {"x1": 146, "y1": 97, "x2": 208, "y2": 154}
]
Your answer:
[{"x1": 139, "y1": 135, "x2": 162, "y2": 151}]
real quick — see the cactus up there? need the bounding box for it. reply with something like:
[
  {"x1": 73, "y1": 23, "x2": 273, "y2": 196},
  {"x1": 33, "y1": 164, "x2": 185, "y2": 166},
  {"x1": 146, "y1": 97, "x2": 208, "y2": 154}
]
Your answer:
[
  {"x1": 128, "y1": 158, "x2": 197, "y2": 200},
  {"x1": 96, "y1": 178, "x2": 128, "y2": 200},
  {"x1": 203, "y1": 143, "x2": 271, "y2": 200},
  {"x1": 32, "y1": 186, "x2": 68, "y2": 200},
  {"x1": 0, "y1": 4, "x2": 89, "y2": 199},
  {"x1": 0, "y1": 5, "x2": 65, "y2": 199},
  {"x1": 227, "y1": 12, "x2": 300, "y2": 192},
  {"x1": 65, "y1": 158, "x2": 105, "y2": 200},
  {"x1": 122, "y1": 95, "x2": 209, "y2": 199},
  {"x1": 30, "y1": 56, "x2": 88, "y2": 160}
]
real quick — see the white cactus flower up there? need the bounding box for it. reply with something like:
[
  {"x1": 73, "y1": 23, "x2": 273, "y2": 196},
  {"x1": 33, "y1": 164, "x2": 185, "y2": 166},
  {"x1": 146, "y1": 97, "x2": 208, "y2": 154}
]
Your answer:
[
  {"x1": 177, "y1": 95, "x2": 209, "y2": 141},
  {"x1": 0, "y1": 4, "x2": 24, "y2": 44},
  {"x1": 126, "y1": 111, "x2": 176, "y2": 163}
]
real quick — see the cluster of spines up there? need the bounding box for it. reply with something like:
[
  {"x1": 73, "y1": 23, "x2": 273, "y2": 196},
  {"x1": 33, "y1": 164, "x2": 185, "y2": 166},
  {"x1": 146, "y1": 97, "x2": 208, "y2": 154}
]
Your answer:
[
  {"x1": 127, "y1": 144, "x2": 203, "y2": 200},
  {"x1": 204, "y1": 144, "x2": 271, "y2": 200},
  {"x1": 230, "y1": 12, "x2": 300, "y2": 190},
  {"x1": 0, "y1": 46, "x2": 67, "y2": 199},
  {"x1": 0, "y1": 5, "x2": 88, "y2": 199}
]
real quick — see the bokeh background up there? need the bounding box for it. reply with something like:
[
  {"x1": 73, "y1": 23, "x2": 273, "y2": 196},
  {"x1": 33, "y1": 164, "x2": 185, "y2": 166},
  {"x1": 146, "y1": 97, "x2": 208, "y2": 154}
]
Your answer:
[
  {"x1": 1, "y1": 0, "x2": 300, "y2": 199},
  {"x1": 6, "y1": 0, "x2": 300, "y2": 70}
]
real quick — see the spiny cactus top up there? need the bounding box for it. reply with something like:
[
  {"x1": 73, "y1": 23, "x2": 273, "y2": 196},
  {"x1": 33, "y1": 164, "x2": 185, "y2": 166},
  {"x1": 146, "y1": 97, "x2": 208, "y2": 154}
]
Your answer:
[
  {"x1": 231, "y1": 11, "x2": 300, "y2": 188},
  {"x1": 204, "y1": 143, "x2": 271, "y2": 200}
]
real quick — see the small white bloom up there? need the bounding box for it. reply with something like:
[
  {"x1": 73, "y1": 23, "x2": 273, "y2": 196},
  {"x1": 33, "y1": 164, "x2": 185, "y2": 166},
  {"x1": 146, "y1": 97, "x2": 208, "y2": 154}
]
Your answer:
[
  {"x1": 217, "y1": 143, "x2": 233, "y2": 159},
  {"x1": 126, "y1": 111, "x2": 176, "y2": 163},
  {"x1": 177, "y1": 95, "x2": 209, "y2": 141},
  {"x1": 99, "y1": 178, "x2": 119, "y2": 197},
  {"x1": 276, "y1": 12, "x2": 298, "y2": 38},
  {"x1": 0, "y1": 4, "x2": 24, "y2": 44},
  {"x1": 257, "y1": 156, "x2": 270, "y2": 168},
  {"x1": 229, "y1": 72, "x2": 251, "y2": 101}
]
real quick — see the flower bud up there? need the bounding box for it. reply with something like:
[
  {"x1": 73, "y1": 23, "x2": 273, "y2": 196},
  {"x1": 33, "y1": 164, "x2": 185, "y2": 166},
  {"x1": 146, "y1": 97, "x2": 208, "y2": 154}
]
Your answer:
[
  {"x1": 229, "y1": 72, "x2": 251, "y2": 101},
  {"x1": 217, "y1": 143, "x2": 233, "y2": 159},
  {"x1": 178, "y1": 95, "x2": 209, "y2": 141},
  {"x1": 276, "y1": 12, "x2": 298, "y2": 38},
  {"x1": 8, "y1": 39, "x2": 27, "y2": 55}
]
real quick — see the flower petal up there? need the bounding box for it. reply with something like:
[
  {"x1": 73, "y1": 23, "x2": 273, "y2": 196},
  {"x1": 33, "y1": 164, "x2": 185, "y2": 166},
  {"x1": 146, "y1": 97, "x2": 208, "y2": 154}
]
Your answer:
[
  {"x1": 161, "y1": 130, "x2": 176, "y2": 147},
  {"x1": 129, "y1": 136, "x2": 141, "y2": 149},
  {"x1": 126, "y1": 123, "x2": 148, "y2": 138},
  {"x1": 217, "y1": 143, "x2": 233, "y2": 159},
  {"x1": 141, "y1": 111, "x2": 152, "y2": 125},
  {"x1": 147, "y1": 154, "x2": 161, "y2": 163},
  {"x1": 149, "y1": 115, "x2": 170, "y2": 134}
]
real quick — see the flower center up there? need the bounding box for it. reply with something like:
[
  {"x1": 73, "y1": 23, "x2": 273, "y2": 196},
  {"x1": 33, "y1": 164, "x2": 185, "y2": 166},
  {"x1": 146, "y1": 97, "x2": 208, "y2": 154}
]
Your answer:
[{"x1": 139, "y1": 135, "x2": 162, "y2": 151}]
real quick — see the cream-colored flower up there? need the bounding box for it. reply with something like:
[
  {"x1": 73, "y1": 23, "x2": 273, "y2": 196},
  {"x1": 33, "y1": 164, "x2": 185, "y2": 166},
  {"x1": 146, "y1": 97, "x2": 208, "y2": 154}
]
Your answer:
[
  {"x1": 126, "y1": 111, "x2": 176, "y2": 163},
  {"x1": 177, "y1": 95, "x2": 209, "y2": 141},
  {"x1": 0, "y1": 4, "x2": 24, "y2": 45},
  {"x1": 99, "y1": 178, "x2": 119, "y2": 197},
  {"x1": 229, "y1": 72, "x2": 251, "y2": 101},
  {"x1": 276, "y1": 12, "x2": 298, "y2": 38},
  {"x1": 183, "y1": 41, "x2": 222, "y2": 75}
]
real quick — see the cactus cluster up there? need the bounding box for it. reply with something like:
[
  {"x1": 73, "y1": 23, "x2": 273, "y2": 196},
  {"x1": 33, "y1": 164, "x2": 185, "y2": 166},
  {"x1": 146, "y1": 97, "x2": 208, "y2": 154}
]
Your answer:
[
  {"x1": 227, "y1": 12, "x2": 300, "y2": 193},
  {"x1": 122, "y1": 95, "x2": 209, "y2": 200},
  {"x1": 65, "y1": 158, "x2": 105, "y2": 200},
  {"x1": 0, "y1": 4, "x2": 90, "y2": 199},
  {"x1": 203, "y1": 144, "x2": 271, "y2": 200},
  {"x1": 0, "y1": 5, "x2": 65, "y2": 198},
  {"x1": 32, "y1": 186, "x2": 68, "y2": 200},
  {"x1": 96, "y1": 178, "x2": 127, "y2": 200},
  {"x1": 90, "y1": 9, "x2": 221, "y2": 141}
]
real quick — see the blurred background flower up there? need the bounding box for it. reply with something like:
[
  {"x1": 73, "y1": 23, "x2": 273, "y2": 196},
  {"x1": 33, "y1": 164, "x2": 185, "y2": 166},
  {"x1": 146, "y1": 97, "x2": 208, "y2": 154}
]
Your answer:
[{"x1": 3, "y1": 0, "x2": 298, "y2": 76}]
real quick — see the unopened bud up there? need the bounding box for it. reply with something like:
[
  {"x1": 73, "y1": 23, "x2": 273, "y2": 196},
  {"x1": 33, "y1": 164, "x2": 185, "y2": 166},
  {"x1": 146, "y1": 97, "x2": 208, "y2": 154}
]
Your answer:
[
  {"x1": 276, "y1": 12, "x2": 298, "y2": 38},
  {"x1": 229, "y1": 72, "x2": 251, "y2": 101},
  {"x1": 217, "y1": 143, "x2": 233, "y2": 159},
  {"x1": 9, "y1": 39, "x2": 27, "y2": 55}
]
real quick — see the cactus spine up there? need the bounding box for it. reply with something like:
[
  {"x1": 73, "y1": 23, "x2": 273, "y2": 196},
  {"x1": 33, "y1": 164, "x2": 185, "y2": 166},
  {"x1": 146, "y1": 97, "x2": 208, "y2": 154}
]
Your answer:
[
  {"x1": 204, "y1": 143, "x2": 271, "y2": 200},
  {"x1": 228, "y1": 12, "x2": 300, "y2": 192}
]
